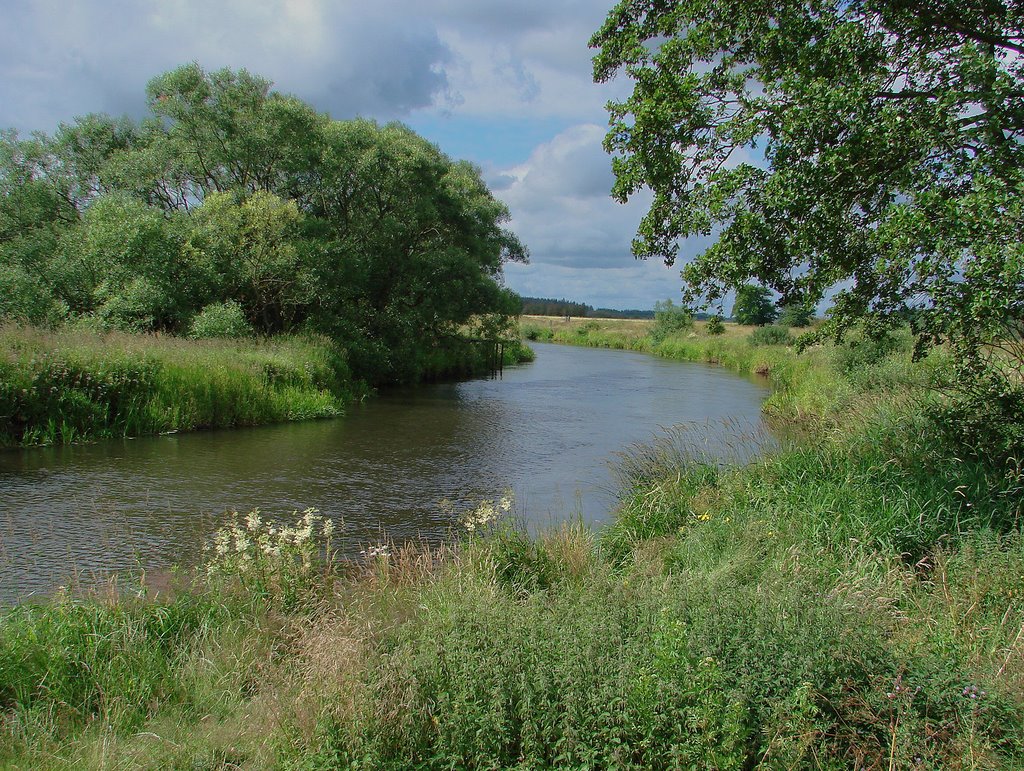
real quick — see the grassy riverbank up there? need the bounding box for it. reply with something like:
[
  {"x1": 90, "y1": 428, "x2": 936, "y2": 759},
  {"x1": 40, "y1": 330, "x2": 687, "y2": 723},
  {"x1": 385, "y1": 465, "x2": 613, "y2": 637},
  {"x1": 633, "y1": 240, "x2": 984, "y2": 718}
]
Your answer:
[
  {"x1": 1, "y1": 321, "x2": 1022, "y2": 768},
  {"x1": 0, "y1": 326, "x2": 356, "y2": 446},
  {"x1": 0, "y1": 325, "x2": 533, "y2": 447}
]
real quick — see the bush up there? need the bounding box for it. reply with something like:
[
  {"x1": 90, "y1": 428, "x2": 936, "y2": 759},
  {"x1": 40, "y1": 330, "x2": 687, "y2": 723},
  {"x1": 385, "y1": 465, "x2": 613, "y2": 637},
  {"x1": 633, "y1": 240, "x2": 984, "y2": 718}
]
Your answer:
[
  {"x1": 521, "y1": 323, "x2": 554, "y2": 342},
  {"x1": 651, "y1": 299, "x2": 693, "y2": 343},
  {"x1": 96, "y1": 277, "x2": 180, "y2": 333},
  {"x1": 831, "y1": 330, "x2": 907, "y2": 372},
  {"x1": 705, "y1": 315, "x2": 725, "y2": 335},
  {"x1": 749, "y1": 325, "x2": 793, "y2": 346},
  {"x1": 189, "y1": 301, "x2": 254, "y2": 339},
  {"x1": 930, "y1": 361, "x2": 1024, "y2": 489},
  {"x1": 777, "y1": 300, "x2": 814, "y2": 327}
]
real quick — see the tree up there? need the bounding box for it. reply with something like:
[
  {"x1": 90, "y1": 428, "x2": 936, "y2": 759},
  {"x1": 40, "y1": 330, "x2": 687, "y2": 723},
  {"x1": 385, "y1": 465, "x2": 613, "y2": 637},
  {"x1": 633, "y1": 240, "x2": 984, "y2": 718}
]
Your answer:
[
  {"x1": 778, "y1": 300, "x2": 815, "y2": 328},
  {"x1": 732, "y1": 285, "x2": 778, "y2": 326},
  {"x1": 651, "y1": 298, "x2": 693, "y2": 341},
  {"x1": 185, "y1": 191, "x2": 314, "y2": 334},
  {"x1": 68, "y1": 193, "x2": 190, "y2": 330},
  {"x1": 144, "y1": 64, "x2": 326, "y2": 202},
  {"x1": 302, "y1": 118, "x2": 526, "y2": 381},
  {"x1": 0, "y1": 64, "x2": 527, "y2": 382},
  {"x1": 591, "y1": 0, "x2": 1024, "y2": 358}
]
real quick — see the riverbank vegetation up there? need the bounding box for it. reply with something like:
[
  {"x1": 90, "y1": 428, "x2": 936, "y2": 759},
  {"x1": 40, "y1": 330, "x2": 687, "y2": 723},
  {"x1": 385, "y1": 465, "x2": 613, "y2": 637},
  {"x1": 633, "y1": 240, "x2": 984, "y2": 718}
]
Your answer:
[
  {"x1": 2, "y1": 320, "x2": 1021, "y2": 768},
  {"x1": 0, "y1": 325, "x2": 353, "y2": 445},
  {"x1": 1, "y1": 63, "x2": 531, "y2": 445}
]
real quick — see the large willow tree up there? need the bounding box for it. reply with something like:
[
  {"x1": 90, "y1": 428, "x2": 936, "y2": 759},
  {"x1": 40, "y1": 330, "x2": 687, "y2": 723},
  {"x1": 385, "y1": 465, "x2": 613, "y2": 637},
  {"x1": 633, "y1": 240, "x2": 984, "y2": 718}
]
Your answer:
[{"x1": 0, "y1": 64, "x2": 526, "y2": 381}]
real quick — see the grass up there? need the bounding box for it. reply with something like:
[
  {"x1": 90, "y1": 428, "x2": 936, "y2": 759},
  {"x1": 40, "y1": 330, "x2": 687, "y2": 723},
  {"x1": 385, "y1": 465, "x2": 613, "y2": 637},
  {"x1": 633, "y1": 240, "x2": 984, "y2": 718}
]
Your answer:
[
  {"x1": 0, "y1": 326, "x2": 532, "y2": 447},
  {"x1": 1, "y1": 320, "x2": 1022, "y2": 768},
  {"x1": 0, "y1": 325, "x2": 358, "y2": 446}
]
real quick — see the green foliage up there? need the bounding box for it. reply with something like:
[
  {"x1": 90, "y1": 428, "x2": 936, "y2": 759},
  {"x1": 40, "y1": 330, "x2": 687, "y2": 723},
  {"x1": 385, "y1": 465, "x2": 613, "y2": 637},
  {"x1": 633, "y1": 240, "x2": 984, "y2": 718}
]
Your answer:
[
  {"x1": 188, "y1": 300, "x2": 254, "y2": 339},
  {"x1": 731, "y1": 284, "x2": 778, "y2": 326},
  {"x1": 649, "y1": 298, "x2": 693, "y2": 343},
  {"x1": 60, "y1": 192, "x2": 193, "y2": 331},
  {"x1": 307, "y1": 119, "x2": 527, "y2": 383},
  {"x1": 0, "y1": 265, "x2": 67, "y2": 325},
  {"x1": 0, "y1": 64, "x2": 526, "y2": 385},
  {"x1": 777, "y1": 300, "x2": 814, "y2": 328},
  {"x1": 749, "y1": 325, "x2": 793, "y2": 347},
  {"x1": 705, "y1": 314, "x2": 724, "y2": 335},
  {"x1": 0, "y1": 326, "x2": 352, "y2": 445},
  {"x1": 521, "y1": 323, "x2": 555, "y2": 341},
  {"x1": 591, "y1": 0, "x2": 1024, "y2": 412},
  {"x1": 931, "y1": 359, "x2": 1024, "y2": 492}
]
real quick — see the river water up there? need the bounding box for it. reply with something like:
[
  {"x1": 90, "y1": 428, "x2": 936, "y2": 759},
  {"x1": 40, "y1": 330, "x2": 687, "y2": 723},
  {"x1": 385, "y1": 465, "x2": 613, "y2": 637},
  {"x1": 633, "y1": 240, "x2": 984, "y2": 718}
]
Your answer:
[{"x1": 0, "y1": 342, "x2": 771, "y2": 603}]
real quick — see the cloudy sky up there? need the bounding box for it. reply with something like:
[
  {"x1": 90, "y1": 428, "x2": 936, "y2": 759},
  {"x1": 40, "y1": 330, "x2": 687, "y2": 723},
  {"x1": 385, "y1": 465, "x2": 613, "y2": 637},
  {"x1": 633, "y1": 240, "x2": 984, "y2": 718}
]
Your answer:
[{"x1": 0, "y1": 0, "x2": 697, "y2": 310}]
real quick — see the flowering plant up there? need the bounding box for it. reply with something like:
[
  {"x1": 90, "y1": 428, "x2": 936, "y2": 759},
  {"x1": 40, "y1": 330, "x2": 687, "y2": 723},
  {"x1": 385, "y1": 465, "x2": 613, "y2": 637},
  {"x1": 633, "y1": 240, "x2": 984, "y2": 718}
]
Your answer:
[{"x1": 204, "y1": 508, "x2": 336, "y2": 610}]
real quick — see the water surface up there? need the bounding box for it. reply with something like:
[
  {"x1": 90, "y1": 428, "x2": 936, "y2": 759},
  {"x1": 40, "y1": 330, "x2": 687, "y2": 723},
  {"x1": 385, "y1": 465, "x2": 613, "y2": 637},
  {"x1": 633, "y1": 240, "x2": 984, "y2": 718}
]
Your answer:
[{"x1": 0, "y1": 342, "x2": 771, "y2": 603}]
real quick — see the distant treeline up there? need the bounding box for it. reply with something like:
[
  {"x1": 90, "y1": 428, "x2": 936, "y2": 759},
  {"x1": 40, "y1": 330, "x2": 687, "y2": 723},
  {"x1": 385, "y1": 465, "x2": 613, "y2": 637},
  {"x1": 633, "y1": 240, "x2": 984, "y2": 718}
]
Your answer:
[
  {"x1": 518, "y1": 297, "x2": 716, "y2": 321},
  {"x1": 519, "y1": 296, "x2": 668, "y2": 319},
  {"x1": 592, "y1": 307, "x2": 656, "y2": 319},
  {"x1": 519, "y1": 297, "x2": 592, "y2": 317}
]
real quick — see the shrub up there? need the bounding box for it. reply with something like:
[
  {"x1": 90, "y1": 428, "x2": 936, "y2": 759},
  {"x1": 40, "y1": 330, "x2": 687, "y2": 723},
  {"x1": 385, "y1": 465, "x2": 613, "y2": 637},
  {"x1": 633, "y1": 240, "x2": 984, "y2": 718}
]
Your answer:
[
  {"x1": 0, "y1": 265, "x2": 67, "y2": 326},
  {"x1": 96, "y1": 277, "x2": 181, "y2": 333},
  {"x1": 705, "y1": 315, "x2": 725, "y2": 335},
  {"x1": 189, "y1": 300, "x2": 254, "y2": 339},
  {"x1": 777, "y1": 300, "x2": 815, "y2": 327},
  {"x1": 830, "y1": 329, "x2": 910, "y2": 374},
  {"x1": 651, "y1": 299, "x2": 693, "y2": 343},
  {"x1": 930, "y1": 360, "x2": 1024, "y2": 490},
  {"x1": 521, "y1": 323, "x2": 554, "y2": 341},
  {"x1": 749, "y1": 325, "x2": 793, "y2": 346}
]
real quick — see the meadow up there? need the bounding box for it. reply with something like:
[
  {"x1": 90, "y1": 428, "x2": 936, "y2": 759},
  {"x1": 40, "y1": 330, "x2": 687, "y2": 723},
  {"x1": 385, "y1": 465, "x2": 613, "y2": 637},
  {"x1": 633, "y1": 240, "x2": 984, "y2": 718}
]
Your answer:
[{"x1": 0, "y1": 318, "x2": 1021, "y2": 768}]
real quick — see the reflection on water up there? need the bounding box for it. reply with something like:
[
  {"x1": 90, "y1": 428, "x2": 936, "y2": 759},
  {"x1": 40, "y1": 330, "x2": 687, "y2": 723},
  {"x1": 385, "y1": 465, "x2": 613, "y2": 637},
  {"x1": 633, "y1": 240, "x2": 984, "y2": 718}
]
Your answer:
[{"x1": 0, "y1": 342, "x2": 771, "y2": 603}]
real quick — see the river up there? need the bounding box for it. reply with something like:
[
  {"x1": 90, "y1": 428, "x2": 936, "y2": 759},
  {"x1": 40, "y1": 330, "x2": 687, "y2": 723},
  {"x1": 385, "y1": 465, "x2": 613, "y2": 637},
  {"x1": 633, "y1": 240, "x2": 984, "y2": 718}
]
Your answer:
[{"x1": 0, "y1": 342, "x2": 771, "y2": 603}]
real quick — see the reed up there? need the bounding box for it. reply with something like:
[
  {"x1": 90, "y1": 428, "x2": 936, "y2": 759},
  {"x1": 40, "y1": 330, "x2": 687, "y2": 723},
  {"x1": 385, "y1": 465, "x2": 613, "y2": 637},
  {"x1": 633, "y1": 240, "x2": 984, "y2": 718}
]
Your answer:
[{"x1": 0, "y1": 325, "x2": 357, "y2": 446}]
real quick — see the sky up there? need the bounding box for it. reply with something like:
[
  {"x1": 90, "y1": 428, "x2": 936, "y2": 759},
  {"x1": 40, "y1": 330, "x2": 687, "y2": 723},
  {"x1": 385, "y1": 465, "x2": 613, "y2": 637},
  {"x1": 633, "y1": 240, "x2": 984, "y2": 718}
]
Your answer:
[{"x1": 0, "y1": 0, "x2": 699, "y2": 310}]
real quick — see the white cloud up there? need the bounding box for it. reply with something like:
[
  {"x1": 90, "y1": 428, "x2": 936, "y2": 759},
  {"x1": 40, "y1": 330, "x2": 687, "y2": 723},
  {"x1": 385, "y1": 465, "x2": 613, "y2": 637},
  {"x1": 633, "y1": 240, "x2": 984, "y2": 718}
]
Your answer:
[
  {"x1": 496, "y1": 125, "x2": 638, "y2": 265},
  {"x1": 489, "y1": 124, "x2": 691, "y2": 308},
  {"x1": 0, "y1": 0, "x2": 455, "y2": 131},
  {"x1": 0, "y1": 0, "x2": 628, "y2": 133}
]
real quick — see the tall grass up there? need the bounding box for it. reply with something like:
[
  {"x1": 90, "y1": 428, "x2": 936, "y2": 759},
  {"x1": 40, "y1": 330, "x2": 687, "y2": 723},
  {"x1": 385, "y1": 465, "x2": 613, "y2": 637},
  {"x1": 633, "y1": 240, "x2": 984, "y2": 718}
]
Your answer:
[{"x1": 0, "y1": 325, "x2": 358, "y2": 446}]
